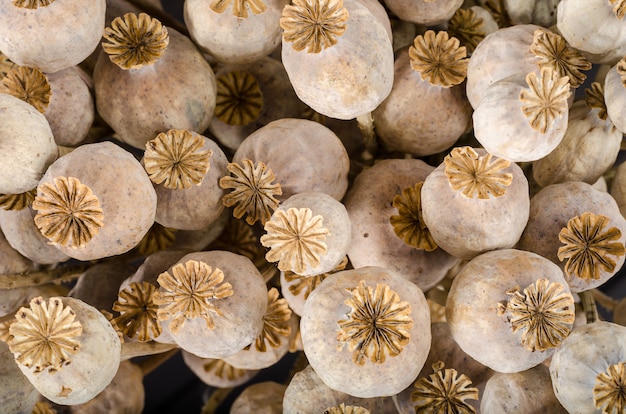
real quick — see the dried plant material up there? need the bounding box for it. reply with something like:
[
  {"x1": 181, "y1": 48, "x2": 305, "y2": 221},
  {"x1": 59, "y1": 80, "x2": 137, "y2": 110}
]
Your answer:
[
  {"x1": 585, "y1": 82, "x2": 609, "y2": 121},
  {"x1": 0, "y1": 52, "x2": 15, "y2": 78},
  {"x1": 390, "y1": 182, "x2": 437, "y2": 251},
  {"x1": 336, "y1": 281, "x2": 413, "y2": 365},
  {"x1": 0, "y1": 66, "x2": 51, "y2": 113},
  {"x1": 33, "y1": 176, "x2": 104, "y2": 248},
  {"x1": 409, "y1": 30, "x2": 468, "y2": 88},
  {"x1": 261, "y1": 207, "x2": 330, "y2": 274},
  {"x1": 32, "y1": 401, "x2": 57, "y2": 414},
  {"x1": 0, "y1": 188, "x2": 36, "y2": 211},
  {"x1": 203, "y1": 359, "x2": 248, "y2": 380},
  {"x1": 280, "y1": 0, "x2": 349, "y2": 54},
  {"x1": 594, "y1": 361, "x2": 626, "y2": 413},
  {"x1": 252, "y1": 287, "x2": 291, "y2": 352},
  {"x1": 444, "y1": 147, "x2": 513, "y2": 199},
  {"x1": 113, "y1": 282, "x2": 161, "y2": 342},
  {"x1": 144, "y1": 130, "x2": 213, "y2": 190},
  {"x1": 447, "y1": 8, "x2": 485, "y2": 53},
  {"x1": 558, "y1": 212, "x2": 626, "y2": 281},
  {"x1": 324, "y1": 403, "x2": 370, "y2": 414},
  {"x1": 483, "y1": 0, "x2": 511, "y2": 27},
  {"x1": 100, "y1": 310, "x2": 124, "y2": 343},
  {"x1": 220, "y1": 159, "x2": 282, "y2": 226},
  {"x1": 284, "y1": 257, "x2": 347, "y2": 300},
  {"x1": 0, "y1": 316, "x2": 15, "y2": 342},
  {"x1": 210, "y1": 0, "x2": 267, "y2": 18},
  {"x1": 154, "y1": 260, "x2": 234, "y2": 334},
  {"x1": 102, "y1": 13, "x2": 169, "y2": 70},
  {"x1": 8, "y1": 297, "x2": 82, "y2": 373},
  {"x1": 530, "y1": 30, "x2": 591, "y2": 88},
  {"x1": 135, "y1": 222, "x2": 177, "y2": 256},
  {"x1": 497, "y1": 279, "x2": 575, "y2": 352},
  {"x1": 616, "y1": 57, "x2": 626, "y2": 87},
  {"x1": 13, "y1": 0, "x2": 54, "y2": 8},
  {"x1": 610, "y1": 0, "x2": 626, "y2": 19},
  {"x1": 412, "y1": 361, "x2": 479, "y2": 414},
  {"x1": 520, "y1": 67, "x2": 571, "y2": 134},
  {"x1": 215, "y1": 71, "x2": 264, "y2": 126}
]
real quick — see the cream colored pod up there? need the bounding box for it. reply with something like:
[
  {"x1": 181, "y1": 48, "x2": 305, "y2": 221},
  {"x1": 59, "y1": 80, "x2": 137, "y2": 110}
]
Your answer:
[
  {"x1": 0, "y1": 0, "x2": 106, "y2": 73},
  {"x1": 517, "y1": 181, "x2": 626, "y2": 293},
  {"x1": 31, "y1": 142, "x2": 157, "y2": 261},
  {"x1": 7, "y1": 296, "x2": 121, "y2": 405},
  {"x1": 446, "y1": 249, "x2": 576, "y2": 373},
  {"x1": 94, "y1": 13, "x2": 217, "y2": 150},
  {"x1": 382, "y1": 0, "x2": 462, "y2": 25},
  {"x1": 473, "y1": 68, "x2": 571, "y2": 162},
  {"x1": 372, "y1": 31, "x2": 472, "y2": 157},
  {"x1": 300, "y1": 266, "x2": 431, "y2": 398},
  {"x1": 421, "y1": 147, "x2": 529, "y2": 260},
  {"x1": 184, "y1": 0, "x2": 289, "y2": 63},
  {"x1": 143, "y1": 129, "x2": 229, "y2": 230},
  {"x1": 532, "y1": 86, "x2": 622, "y2": 188},
  {"x1": 557, "y1": 0, "x2": 626, "y2": 64},
  {"x1": 280, "y1": 0, "x2": 394, "y2": 119},
  {"x1": 505, "y1": 0, "x2": 560, "y2": 26},
  {"x1": 604, "y1": 57, "x2": 626, "y2": 134},
  {"x1": 260, "y1": 192, "x2": 351, "y2": 277},
  {"x1": 0, "y1": 341, "x2": 39, "y2": 414},
  {"x1": 0, "y1": 93, "x2": 57, "y2": 194},
  {"x1": 550, "y1": 321, "x2": 626, "y2": 414},
  {"x1": 154, "y1": 250, "x2": 267, "y2": 359},
  {"x1": 182, "y1": 352, "x2": 259, "y2": 388}
]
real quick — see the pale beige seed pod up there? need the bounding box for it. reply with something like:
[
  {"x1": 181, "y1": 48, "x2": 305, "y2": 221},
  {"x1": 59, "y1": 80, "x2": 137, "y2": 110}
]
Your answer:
[
  {"x1": 610, "y1": 158, "x2": 626, "y2": 219},
  {"x1": 154, "y1": 251, "x2": 267, "y2": 359},
  {"x1": 373, "y1": 31, "x2": 472, "y2": 157},
  {"x1": 8, "y1": 296, "x2": 121, "y2": 405},
  {"x1": 344, "y1": 158, "x2": 459, "y2": 291},
  {"x1": 518, "y1": 181, "x2": 626, "y2": 293},
  {"x1": 185, "y1": 0, "x2": 289, "y2": 64},
  {"x1": 94, "y1": 13, "x2": 217, "y2": 149},
  {"x1": 143, "y1": 129, "x2": 229, "y2": 230},
  {"x1": 300, "y1": 266, "x2": 431, "y2": 398},
  {"x1": 0, "y1": 93, "x2": 57, "y2": 194},
  {"x1": 229, "y1": 381, "x2": 286, "y2": 413},
  {"x1": 182, "y1": 351, "x2": 259, "y2": 388},
  {"x1": 550, "y1": 321, "x2": 626, "y2": 414},
  {"x1": 604, "y1": 57, "x2": 626, "y2": 134},
  {"x1": 421, "y1": 147, "x2": 529, "y2": 259},
  {"x1": 382, "y1": 0, "x2": 463, "y2": 26},
  {"x1": 280, "y1": 0, "x2": 394, "y2": 119},
  {"x1": 505, "y1": 0, "x2": 559, "y2": 27},
  {"x1": 0, "y1": 0, "x2": 106, "y2": 73},
  {"x1": 446, "y1": 249, "x2": 576, "y2": 373},
  {"x1": 32, "y1": 142, "x2": 157, "y2": 261}
]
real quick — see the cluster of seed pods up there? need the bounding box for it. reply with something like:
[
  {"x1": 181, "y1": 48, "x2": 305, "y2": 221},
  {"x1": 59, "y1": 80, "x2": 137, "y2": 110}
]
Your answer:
[{"x1": 2, "y1": 0, "x2": 626, "y2": 413}]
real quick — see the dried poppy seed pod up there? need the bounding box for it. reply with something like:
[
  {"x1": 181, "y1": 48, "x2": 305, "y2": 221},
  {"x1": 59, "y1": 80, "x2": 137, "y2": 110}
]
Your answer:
[
  {"x1": 300, "y1": 266, "x2": 431, "y2": 398},
  {"x1": 505, "y1": 0, "x2": 560, "y2": 27},
  {"x1": 532, "y1": 86, "x2": 622, "y2": 187},
  {"x1": 344, "y1": 158, "x2": 459, "y2": 291},
  {"x1": 283, "y1": 365, "x2": 387, "y2": 413},
  {"x1": 446, "y1": 249, "x2": 575, "y2": 373},
  {"x1": 154, "y1": 251, "x2": 267, "y2": 359},
  {"x1": 473, "y1": 68, "x2": 570, "y2": 162},
  {"x1": 280, "y1": 0, "x2": 394, "y2": 119},
  {"x1": 0, "y1": 65, "x2": 94, "y2": 147},
  {"x1": 0, "y1": 93, "x2": 57, "y2": 194},
  {"x1": 481, "y1": 364, "x2": 566, "y2": 414},
  {"x1": 0, "y1": 341, "x2": 39, "y2": 414},
  {"x1": 517, "y1": 181, "x2": 626, "y2": 293},
  {"x1": 382, "y1": 0, "x2": 462, "y2": 26},
  {"x1": 0, "y1": 0, "x2": 106, "y2": 73},
  {"x1": 260, "y1": 192, "x2": 351, "y2": 277},
  {"x1": 184, "y1": 0, "x2": 289, "y2": 64},
  {"x1": 550, "y1": 322, "x2": 626, "y2": 414},
  {"x1": 229, "y1": 381, "x2": 286, "y2": 413},
  {"x1": 373, "y1": 31, "x2": 472, "y2": 157},
  {"x1": 182, "y1": 351, "x2": 259, "y2": 388},
  {"x1": 8, "y1": 296, "x2": 121, "y2": 405},
  {"x1": 604, "y1": 57, "x2": 626, "y2": 134},
  {"x1": 32, "y1": 142, "x2": 157, "y2": 261},
  {"x1": 94, "y1": 13, "x2": 217, "y2": 149},
  {"x1": 143, "y1": 129, "x2": 229, "y2": 230},
  {"x1": 229, "y1": 118, "x2": 350, "y2": 208},
  {"x1": 421, "y1": 147, "x2": 529, "y2": 260}
]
